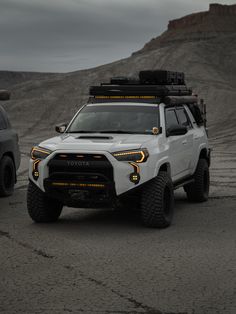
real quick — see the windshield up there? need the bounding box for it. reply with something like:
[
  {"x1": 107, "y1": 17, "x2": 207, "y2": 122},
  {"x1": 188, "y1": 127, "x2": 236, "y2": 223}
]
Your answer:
[{"x1": 67, "y1": 104, "x2": 159, "y2": 134}]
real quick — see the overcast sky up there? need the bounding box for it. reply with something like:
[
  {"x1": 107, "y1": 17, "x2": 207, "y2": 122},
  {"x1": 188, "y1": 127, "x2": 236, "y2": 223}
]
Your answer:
[{"x1": 0, "y1": 0, "x2": 235, "y2": 73}]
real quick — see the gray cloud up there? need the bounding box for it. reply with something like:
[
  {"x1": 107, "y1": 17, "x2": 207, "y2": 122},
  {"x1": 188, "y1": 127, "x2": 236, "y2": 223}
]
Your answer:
[{"x1": 0, "y1": 0, "x2": 235, "y2": 72}]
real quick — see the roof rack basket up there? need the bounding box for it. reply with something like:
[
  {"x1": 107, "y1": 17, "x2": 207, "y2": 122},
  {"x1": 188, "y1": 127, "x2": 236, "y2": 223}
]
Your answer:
[{"x1": 90, "y1": 70, "x2": 191, "y2": 99}]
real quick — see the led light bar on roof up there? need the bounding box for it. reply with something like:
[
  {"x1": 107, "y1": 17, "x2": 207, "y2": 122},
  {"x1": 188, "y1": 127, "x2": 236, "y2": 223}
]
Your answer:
[{"x1": 94, "y1": 96, "x2": 157, "y2": 99}]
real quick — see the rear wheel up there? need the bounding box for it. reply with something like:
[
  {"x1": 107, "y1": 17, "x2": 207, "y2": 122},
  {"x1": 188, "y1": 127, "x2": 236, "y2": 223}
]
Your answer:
[
  {"x1": 184, "y1": 158, "x2": 209, "y2": 202},
  {"x1": 0, "y1": 156, "x2": 15, "y2": 197},
  {"x1": 141, "y1": 172, "x2": 174, "y2": 228},
  {"x1": 27, "y1": 181, "x2": 63, "y2": 223}
]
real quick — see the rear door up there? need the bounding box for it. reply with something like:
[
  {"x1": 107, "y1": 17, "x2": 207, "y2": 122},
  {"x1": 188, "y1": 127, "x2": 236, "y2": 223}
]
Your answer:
[
  {"x1": 165, "y1": 106, "x2": 194, "y2": 181},
  {"x1": 165, "y1": 108, "x2": 188, "y2": 180},
  {"x1": 175, "y1": 106, "x2": 194, "y2": 174}
]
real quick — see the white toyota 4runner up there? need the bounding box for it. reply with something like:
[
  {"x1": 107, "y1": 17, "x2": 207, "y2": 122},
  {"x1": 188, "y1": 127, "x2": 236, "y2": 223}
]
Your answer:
[{"x1": 27, "y1": 70, "x2": 211, "y2": 228}]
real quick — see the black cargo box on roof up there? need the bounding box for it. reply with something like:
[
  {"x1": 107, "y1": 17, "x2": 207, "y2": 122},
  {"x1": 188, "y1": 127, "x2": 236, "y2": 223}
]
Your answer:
[
  {"x1": 139, "y1": 70, "x2": 185, "y2": 85},
  {"x1": 90, "y1": 70, "x2": 189, "y2": 98}
]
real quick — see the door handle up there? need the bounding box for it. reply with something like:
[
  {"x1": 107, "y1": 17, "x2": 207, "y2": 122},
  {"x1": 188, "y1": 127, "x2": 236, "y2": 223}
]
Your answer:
[{"x1": 182, "y1": 140, "x2": 187, "y2": 145}]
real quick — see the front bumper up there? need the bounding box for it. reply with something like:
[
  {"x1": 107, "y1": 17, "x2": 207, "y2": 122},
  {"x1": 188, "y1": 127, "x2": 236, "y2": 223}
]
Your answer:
[
  {"x1": 29, "y1": 150, "x2": 150, "y2": 201},
  {"x1": 44, "y1": 178, "x2": 116, "y2": 207}
]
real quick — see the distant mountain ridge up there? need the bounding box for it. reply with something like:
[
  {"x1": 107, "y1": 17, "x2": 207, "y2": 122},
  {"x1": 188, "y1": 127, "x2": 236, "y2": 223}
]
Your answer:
[
  {"x1": 0, "y1": 70, "x2": 59, "y2": 89},
  {"x1": 136, "y1": 3, "x2": 236, "y2": 53}
]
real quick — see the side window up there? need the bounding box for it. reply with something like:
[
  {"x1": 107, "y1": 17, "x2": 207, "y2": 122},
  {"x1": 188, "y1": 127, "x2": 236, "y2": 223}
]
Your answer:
[
  {"x1": 165, "y1": 109, "x2": 179, "y2": 129},
  {"x1": 176, "y1": 108, "x2": 192, "y2": 129},
  {"x1": 0, "y1": 111, "x2": 7, "y2": 130}
]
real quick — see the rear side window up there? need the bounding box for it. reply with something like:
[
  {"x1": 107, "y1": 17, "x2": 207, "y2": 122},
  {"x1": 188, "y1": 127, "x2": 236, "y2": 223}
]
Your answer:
[
  {"x1": 176, "y1": 108, "x2": 192, "y2": 128},
  {"x1": 165, "y1": 109, "x2": 179, "y2": 128},
  {"x1": 0, "y1": 111, "x2": 7, "y2": 130}
]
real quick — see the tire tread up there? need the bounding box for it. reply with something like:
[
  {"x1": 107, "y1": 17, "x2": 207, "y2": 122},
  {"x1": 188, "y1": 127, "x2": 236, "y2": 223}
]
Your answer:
[
  {"x1": 141, "y1": 172, "x2": 174, "y2": 228},
  {"x1": 27, "y1": 181, "x2": 62, "y2": 223},
  {"x1": 185, "y1": 158, "x2": 209, "y2": 202}
]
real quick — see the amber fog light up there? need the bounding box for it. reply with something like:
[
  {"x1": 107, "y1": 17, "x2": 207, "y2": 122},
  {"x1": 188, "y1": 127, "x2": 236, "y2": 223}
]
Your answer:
[{"x1": 130, "y1": 172, "x2": 140, "y2": 184}]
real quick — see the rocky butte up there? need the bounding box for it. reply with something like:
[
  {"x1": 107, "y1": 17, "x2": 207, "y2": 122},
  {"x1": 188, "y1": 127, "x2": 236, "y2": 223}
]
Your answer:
[{"x1": 137, "y1": 3, "x2": 236, "y2": 53}]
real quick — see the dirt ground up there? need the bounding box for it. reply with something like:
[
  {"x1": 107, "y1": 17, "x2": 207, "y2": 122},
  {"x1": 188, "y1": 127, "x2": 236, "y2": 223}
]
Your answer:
[{"x1": 0, "y1": 135, "x2": 235, "y2": 314}]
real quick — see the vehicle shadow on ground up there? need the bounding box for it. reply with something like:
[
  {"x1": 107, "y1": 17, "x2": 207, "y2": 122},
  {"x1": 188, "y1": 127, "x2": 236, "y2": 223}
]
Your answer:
[{"x1": 34, "y1": 192, "x2": 191, "y2": 234}]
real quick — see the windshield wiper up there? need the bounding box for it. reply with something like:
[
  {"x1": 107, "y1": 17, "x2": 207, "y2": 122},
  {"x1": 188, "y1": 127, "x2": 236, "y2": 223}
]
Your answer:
[{"x1": 66, "y1": 130, "x2": 99, "y2": 133}]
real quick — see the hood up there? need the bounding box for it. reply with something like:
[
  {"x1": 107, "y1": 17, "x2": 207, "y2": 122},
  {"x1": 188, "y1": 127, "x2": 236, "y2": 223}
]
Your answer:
[{"x1": 39, "y1": 133, "x2": 154, "y2": 153}]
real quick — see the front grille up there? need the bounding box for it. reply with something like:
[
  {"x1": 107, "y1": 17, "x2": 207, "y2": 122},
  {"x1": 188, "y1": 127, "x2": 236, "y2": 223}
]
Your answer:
[{"x1": 47, "y1": 153, "x2": 113, "y2": 183}]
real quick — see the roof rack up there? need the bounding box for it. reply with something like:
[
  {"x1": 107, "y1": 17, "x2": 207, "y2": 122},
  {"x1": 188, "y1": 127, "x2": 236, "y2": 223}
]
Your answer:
[{"x1": 89, "y1": 70, "x2": 192, "y2": 101}]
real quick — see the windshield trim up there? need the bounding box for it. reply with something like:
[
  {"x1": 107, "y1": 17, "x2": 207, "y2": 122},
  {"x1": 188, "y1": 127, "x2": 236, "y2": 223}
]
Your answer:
[{"x1": 86, "y1": 102, "x2": 159, "y2": 107}]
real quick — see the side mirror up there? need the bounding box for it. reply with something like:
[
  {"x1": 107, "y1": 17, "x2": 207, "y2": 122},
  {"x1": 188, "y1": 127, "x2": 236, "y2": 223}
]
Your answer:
[
  {"x1": 166, "y1": 125, "x2": 187, "y2": 137},
  {"x1": 55, "y1": 123, "x2": 68, "y2": 133}
]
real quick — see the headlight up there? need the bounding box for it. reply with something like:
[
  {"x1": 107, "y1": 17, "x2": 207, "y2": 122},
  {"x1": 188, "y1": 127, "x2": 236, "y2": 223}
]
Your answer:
[
  {"x1": 30, "y1": 146, "x2": 52, "y2": 181},
  {"x1": 112, "y1": 149, "x2": 149, "y2": 163},
  {"x1": 31, "y1": 146, "x2": 52, "y2": 160}
]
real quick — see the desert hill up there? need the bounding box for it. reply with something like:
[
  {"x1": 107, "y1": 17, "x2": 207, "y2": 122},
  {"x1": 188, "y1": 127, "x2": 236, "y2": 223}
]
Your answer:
[
  {"x1": 1, "y1": 3, "x2": 236, "y2": 154},
  {"x1": 137, "y1": 3, "x2": 236, "y2": 52}
]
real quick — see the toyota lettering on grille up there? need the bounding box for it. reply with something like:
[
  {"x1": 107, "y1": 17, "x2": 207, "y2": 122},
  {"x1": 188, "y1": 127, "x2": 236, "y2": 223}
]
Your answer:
[{"x1": 67, "y1": 160, "x2": 90, "y2": 167}]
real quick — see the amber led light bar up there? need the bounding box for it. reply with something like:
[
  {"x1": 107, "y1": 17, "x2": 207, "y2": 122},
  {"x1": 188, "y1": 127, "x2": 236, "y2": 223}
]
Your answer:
[
  {"x1": 95, "y1": 96, "x2": 157, "y2": 99},
  {"x1": 51, "y1": 182, "x2": 105, "y2": 188}
]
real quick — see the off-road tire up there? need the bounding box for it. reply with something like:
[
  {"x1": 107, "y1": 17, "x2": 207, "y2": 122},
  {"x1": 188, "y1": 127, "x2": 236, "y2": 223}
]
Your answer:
[
  {"x1": 0, "y1": 155, "x2": 15, "y2": 197},
  {"x1": 27, "y1": 181, "x2": 63, "y2": 223},
  {"x1": 141, "y1": 171, "x2": 174, "y2": 228},
  {"x1": 184, "y1": 158, "x2": 209, "y2": 202}
]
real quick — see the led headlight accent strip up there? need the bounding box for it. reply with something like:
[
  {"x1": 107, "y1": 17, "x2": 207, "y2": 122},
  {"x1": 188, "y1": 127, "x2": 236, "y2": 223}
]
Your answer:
[
  {"x1": 129, "y1": 162, "x2": 140, "y2": 174},
  {"x1": 31, "y1": 146, "x2": 52, "y2": 160},
  {"x1": 112, "y1": 149, "x2": 148, "y2": 163},
  {"x1": 31, "y1": 146, "x2": 52, "y2": 181},
  {"x1": 33, "y1": 159, "x2": 40, "y2": 170}
]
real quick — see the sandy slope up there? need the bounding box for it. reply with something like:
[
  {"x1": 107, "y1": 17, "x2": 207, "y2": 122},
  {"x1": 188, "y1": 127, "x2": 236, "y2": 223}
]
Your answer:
[{"x1": 1, "y1": 33, "x2": 235, "y2": 138}]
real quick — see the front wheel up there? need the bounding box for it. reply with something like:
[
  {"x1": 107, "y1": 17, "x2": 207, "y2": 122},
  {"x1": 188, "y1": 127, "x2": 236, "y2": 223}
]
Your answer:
[
  {"x1": 141, "y1": 172, "x2": 174, "y2": 228},
  {"x1": 27, "y1": 181, "x2": 63, "y2": 223},
  {"x1": 184, "y1": 158, "x2": 209, "y2": 202},
  {"x1": 0, "y1": 155, "x2": 15, "y2": 197}
]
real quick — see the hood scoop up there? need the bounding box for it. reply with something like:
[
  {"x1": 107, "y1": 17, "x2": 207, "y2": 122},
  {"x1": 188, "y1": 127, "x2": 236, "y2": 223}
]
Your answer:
[{"x1": 77, "y1": 135, "x2": 113, "y2": 140}]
